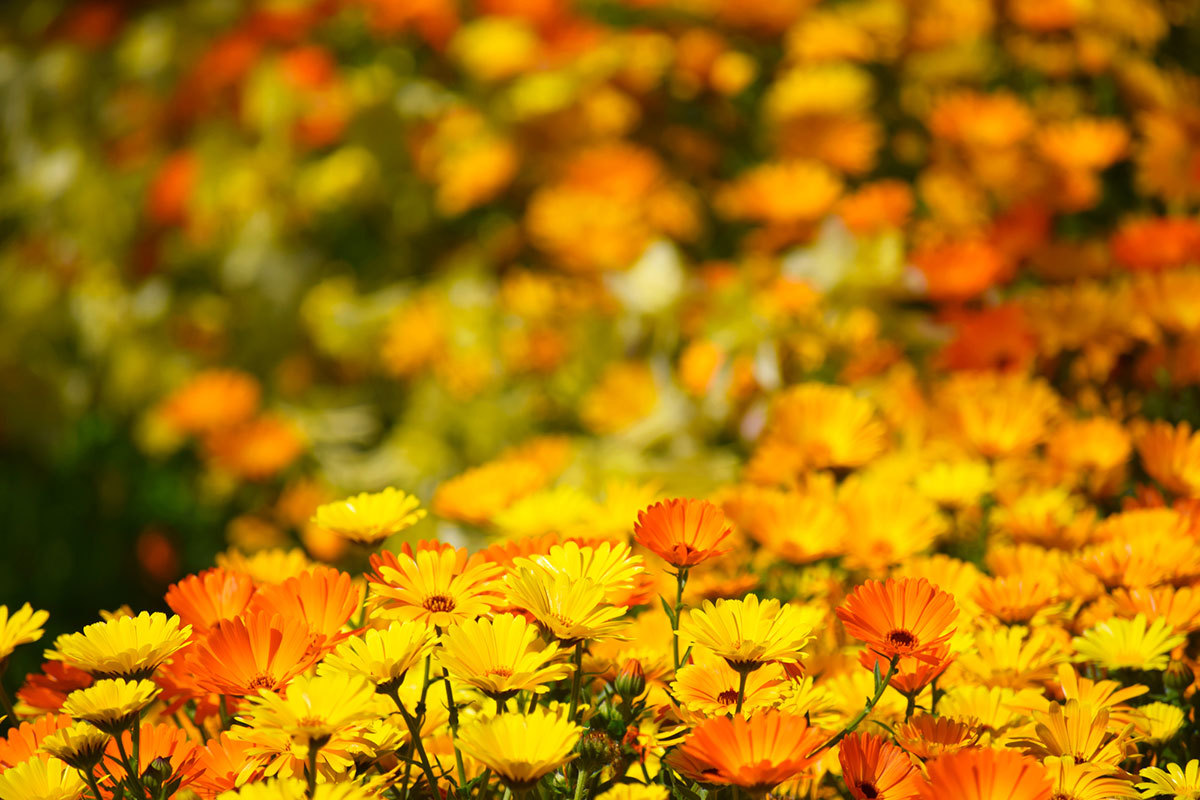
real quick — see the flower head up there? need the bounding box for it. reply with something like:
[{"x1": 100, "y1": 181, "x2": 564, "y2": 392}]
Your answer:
[
  {"x1": 39, "y1": 722, "x2": 109, "y2": 770},
  {"x1": 237, "y1": 672, "x2": 379, "y2": 746},
  {"x1": 1073, "y1": 615, "x2": 1184, "y2": 671},
  {"x1": 1138, "y1": 760, "x2": 1200, "y2": 799},
  {"x1": 49, "y1": 612, "x2": 191, "y2": 679},
  {"x1": 366, "y1": 545, "x2": 504, "y2": 627},
  {"x1": 457, "y1": 707, "x2": 581, "y2": 791},
  {"x1": 0, "y1": 756, "x2": 87, "y2": 800},
  {"x1": 0, "y1": 604, "x2": 49, "y2": 664},
  {"x1": 633, "y1": 498, "x2": 733, "y2": 568},
  {"x1": 506, "y1": 567, "x2": 628, "y2": 644},
  {"x1": 839, "y1": 732, "x2": 926, "y2": 800},
  {"x1": 667, "y1": 711, "x2": 826, "y2": 792},
  {"x1": 837, "y1": 578, "x2": 958, "y2": 665},
  {"x1": 319, "y1": 621, "x2": 438, "y2": 693},
  {"x1": 312, "y1": 488, "x2": 426, "y2": 546},
  {"x1": 917, "y1": 748, "x2": 1052, "y2": 800},
  {"x1": 62, "y1": 678, "x2": 160, "y2": 734},
  {"x1": 436, "y1": 613, "x2": 571, "y2": 702},
  {"x1": 680, "y1": 595, "x2": 815, "y2": 674}
]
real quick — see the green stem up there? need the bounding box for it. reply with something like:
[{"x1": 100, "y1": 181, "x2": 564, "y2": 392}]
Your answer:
[
  {"x1": 442, "y1": 670, "x2": 468, "y2": 794},
  {"x1": 930, "y1": 676, "x2": 942, "y2": 715},
  {"x1": 672, "y1": 569, "x2": 689, "y2": 672},
  {"x1": 114, "y1": 731, "x2": 147, "y2": 800},
  {"x1": 806, "y1": 655, "x2": 900, "y2": 758},
  {"x1": 571, "y1": 768, "x2": 588, "y2": 800},
  {"x1": 568, "y1": 641, "x2": 585, "y2": 722},
  {"x1": 306, "y1": 739, "x2": 321, "y2": 799},
  {"x1": 733, "y1": 669, "x2": 750, "y2": 715},
  {"x1": 417, "y1": 656, "x2": 433, "y2": 718},
  {"x1": 903, "y1": 692, "x2": 916, "y2": 722},
  {"x1": 81, "y1": 768, "x2": 104, "y2": 800},
  {"x1": 387, "y1": 688, "x2": 442, "y2": 798}
]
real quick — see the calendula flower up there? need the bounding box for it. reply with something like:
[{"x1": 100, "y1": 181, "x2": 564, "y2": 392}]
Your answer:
[
  {"x1": 0, "y1": 756, "x2": 87, "y2": 800},
  {"x1": 1011, "y1": 700, "x2": 1133, "y2": 771},
  {"x1": 679, "y1": 595, "x2": 815, "y2": 674},
  {"x1": 0, "y1": 715, "x2": 73, "y2": 770},
  {"x1": 248, "y1": 566, "x2": 360, "y2": 651},
  {"x1": 0, "y1": 604, "x2": 49, "y2": 664},
  {"x1": 514, "y1": 541, "x2": 645, "y2": 603},
  {"x1": 312, "y1": 488, "x2": 426, "y2": 546},
  {"x1": 836, "y1": 578, "x2": 958, "y2": 665},
  {"x1": 918, "y1": 748, "x2": 1052, "y2": 800},
  {"x1": 1044, "y1": 757, "x2": 1139, "y2": 800},
  {"x1": 159, "y1": 370, "x2": 260, "y2": 435},
  {"x1": 318, "y1": 621, "x2": 438, "y2": 693},
  {"x1": 238, "y1": 672, "x2": 379, "y2": 746},
  {"x1": 457, "y1": 707, "x2": 581, "y2": 791},
  {"x1": 633, "y1": 498, "x2": 733, "y2": 568},
  {"x1": 188, "y1": 612, "x2": 318, "y2": 696},
  {"x1": 839, "y1": 732, "x2": 926, "y2": 800},
  {"x1": 105, "y1": 722, "x2": 204, "y2": 794},
  {"x1": 1135, "y1": 702, "x2": 1186, "y2": 745},
  {"x1": 1072, "y1": 615, "x2": 1184, "y2": 671},
  {"x1": 165, "y1": 568, "x2": 257, "y2": 632},
  {"x1": 436, "y1": 613, "x2": 571, "y2": 703},
  {"x1": 754, "y1": 383, "x2": 888, "y2": 474},
  {"x1": 39, "y1": 722, "x2": 109, "y2": 770},
  {"x1": 1138, "y1": 760, "x2": 1200, "y2": 798},
  {"x1": 671, "y1": 658, "x2": 787, "y2": 717},
  {"x1": 667, "y1": 711, "x2": 826, "y2": 793},
  {"x1": 1134, "y1": 420, "x2": 1200, "y2": 498},
  {"x1": 893, "y1": 715, "x2": 978, "y2": 760},
  {"x1": 48, "y1": 612, "x2": 191, "y2": 679},
  {"x1": 366, "y1": 545, "x2": 504, "y2": 627},
  {"x1": 506, "y1": 567, "x2": 628, "y2": 644},
  {"x1": 62, "y1": 678, "x2": 160, "y2": 734}
]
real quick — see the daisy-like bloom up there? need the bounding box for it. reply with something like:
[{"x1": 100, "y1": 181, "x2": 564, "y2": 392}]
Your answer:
[
  {"x1": 836, "y1": 578, "x2": 958, "y2": 666},
  {"x1": 1011, "y1": 700, "x2": 1133, "y2": 771},
  {"x1": 0, "y1": 715, "x2": 73, "y2": 769},
  {"x1": 972, "y1": 576, "x2": 1062, "y2": 625},
  {"x1": 917, "y1": 748, "x2": 1052, "y2": 800},
  {"x1": 62, "y1": 678, "x2": 160, "y2": 735},
  {"x1": 1044, "y1": 757, "x2": 1138, "y2": 800},
  {"x1": 1134, "y1": 420, "x2": 1200, "y2": 498},
  {"x1": 514, "y1": 541, "x2": 645, "y2": 604},
  {"x1": 893, "y1": 715, "x2": 978, "y2": 760},
  {"x1": 667, "y1": 711, "x2": 826, "y2": 793},
  {"x1": 192, "y1": 733, "x2": 261, "y2": 798},
  {"x1": 1072, "y1": 615, "x2": 1184, "y2": 672},
  {"x1": 757, "y1": 383, "x2": 887, "y2": 473},
  {"x1": 859, "y1": 643, "x2": 954, "y2": 696},
  {"x1": 188, "y1": 612, "x2": 318, "y2": 696},
  {"x1": 238, "y1": 672, "x2": 378, "y2": 747},
  {"x1": 934, "y1": 372, "x2": 1060, "y2": 458},
  {"x1": 955, "y1": 626, "x2": 1067, "y2": 690},
  {"x1": 1111, "y1": 585, "x2": 1200, "y2": 633},
  {"x1": 165, "y1": 568, "x2": 257, "y2": 632},
  {"x1": 633, "y1": 498, "x2": 732, "y2": 569},
  {"x1": 366, "y1": 545, "x2": 504, "y2": 628},
  {"x1": 39, "y1": 722, "x2": 109, "y2": 770},
  {"x1": 249, "y1": 566, "x2": 360, "y2": 652},
  {"x1": 203, "y1": 415, "x2": 304, "y2": 481},
  {"x1": 671, "y1": 658, "x2": 787, "y2": 717},
  {"x1": 679, "y1": 595, "x2": 815, "y2": 674},
  {"x1": 506, "y1": 567, "x2": 628, "y2": 644},
  {"x1": 0, "y1": 604, "x2": 49, "y2": 664},
  {"x1": 159, "y1": 370, "x2": 260, "y2": 435},
  {"x1": 715, "y1": 159, "x2": 843, "y2": 227},
  {"x1": 1138, "y1": 760, "x2": 1200, "y2": 798},
  {"x1": 16, "y1": 661, "x2": 93, "y2": 715},
  {"x1": 48, "y1": 612, "x2": 191, "y2": 680},
  {"x1": 312, "y1": 487, "x2": 426, "y2": 546},
  {"x1": 318, "y1": 621, "x2": 438, "y2": 693},
  {"x1": 436, "y1": 613, "x2": 571, "y2": 703},
  {"x1": 456, "y1": 707, "x2": 581, "y2": 791},
  {"x1": 838, "y1": 732, "x2": 926, "y2": 800},
  {"x1": 0, "y1": 756, "x2": 87, "y2": 800},
  {"x1": 105, "y1": 723, "x2": 203, "y2": 794},
  {"x1": 215, "y1": 548, "x2": 312, "y2": 584},
  {"x1": 1134, "y1": 702, "x2": 1186, "y2": 746}
]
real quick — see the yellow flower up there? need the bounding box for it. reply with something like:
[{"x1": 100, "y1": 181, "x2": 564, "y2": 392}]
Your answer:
[
  {"x1": 436, "y1": 613, "x2": 572, "y2": 703},
  {"x1": 596, "y1": 786, "x2": 669, "y2": 800},
  {"x1": 1044, "y1": 757, "x2": 1139, "y2": 800},
  {"x1": 312, "y1": 488, "x2": 426, "y2": 546},
  {"x1": 1135, "y1": 702, "x2": 1186, "y2": 745},
  {"x1": 0, "y1": 756, "x2": 87, "y2": 800},
  {"x1": 48, "y1": 612, "x2": 191, "y2": 679},
  {"x1": 457, "y1": 707, "x2": 581, "y2": 791},
  {"x1": 39, "y1": 722, "x2": 110, "y2": 770},
  {"x1": 514, "y1": 541, "x2": 645, "y2": 604},
  {"x1": 679, "y1": 595, "x2": 815, "y2": 674},
  {"x1": 1072, "y1": 615, "x2": 1184, "y2": 671},
  {"x1": 1012, "y1": 700, "x2": 1133, "y2": 771},
  {"x1": 671, "y1": 656, "x2": 787, "y2": 717},
  {"x1": 506, "y1": 567, "x2": 628, "y2": 645},
  {"x1": 914, "y1": 460, "x2": 994, "y2": 509},
  {"x1": 318, "y1": 622, "x2": 439, "y2": 692},
  {"x1": 215, "y1": 778, "x2": 377, "y2": 800},
  {"x1": 0, "y1": 604, "x2": 49, "y2": 663},
  {"x1": 238, "y1": 672, "x2": 379, "y2": 746},
  {"x1": 62, "y1": 678, "x2": 160, "y2": 734},
  {"x1": 1138, "y1": 760, "x2": 1200, "y2": 798},
  {"x1": 367, "y1": 546, "x2": 504, "y2": 628}
]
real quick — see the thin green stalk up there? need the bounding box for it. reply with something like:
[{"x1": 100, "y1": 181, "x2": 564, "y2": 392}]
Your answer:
[
  {"x1": 733, "y1": 669, "x2": 750, "y2": 715},
  {"x1": 386, "y1": 688, "x2": 441, "y2": 797},
  {"x1": 930, "y1": 676, "x2": 943, "y2": 715},
  {"x1": 672, "y1": 569, "x2": 689, "y2": 672},
  {"x1": 306, "y1": 740, "x2": 321, "y2": 799},
  {"x1": 568, "y1": 642, "x2": 585, "y2": 721},
  {"x1": 442, "y1": 670, "x2": 468, "y2": 794},
  {"x1": 114, "y1": 731, "x2": 147, "y2": 800},
  {"x1": 81, "y1": 768, "x2": 104, "y2": 800},
  {"x1": 571, "y1": 768, "x2": 588, "y2": 800},
  {"x1": 806, "y1": 655, "x2": 900, "y2": 758},
  {"x1": 903, "y1": 692, "x2": 916, "y2": 722}
]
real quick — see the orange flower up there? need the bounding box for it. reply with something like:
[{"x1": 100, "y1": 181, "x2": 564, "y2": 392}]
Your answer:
[
  {"x1": 366, "y1": 544, "x2": 504, "y2": 627},
  {"x1": 187, "y1": 611, "x2": 318, "y2": 696},
  {"x1": 912, "y1": 238, "x2": 1007, "y2": 302},
  {"x1": 838, "y1": 732, "x2": 926, "y2": 800},
  {"x1": 106, "y1": 723, "x2": 203, "y2": 794},
  {"x1": 190, "y1": 732, "x2": 261, "y2": 798},
  {"x1": 918, "y1": 749, "x2": 1052, "y2": 800},
  {"x1": 633, "y1": 498, "x2": 733, "y2": 569},
  {"x1": 248, "y1": 566, "x2": 360, "y2": 653},
  {"x1": 0, "y1": 714, "x2": 72, "y2": 769},
  {"x1": 893, "y1": 715, "x2": 979, "y2": 760},
  {"x1": 936, "y1": 305, "x2": 1036, "y2": 373},
  {"x1": 859, "y1": 643, "x2": 954, "y2": 696},
  {"x1": 1111, "y1": 217, "x2": 1200, "y2": 272},
  {"x1": 839, "y1": 180, "x2": 913, "y2": 235},
  {"x1": 1134, "y1": 420, "x2": 1200, "y2": 498},
  {"x1": 667, "y1": 711, "x2": 827, "y2": 792},
  {"x1": 16, "y1": 662, "x2": 93, "y2": 715},
  {"x1": 836, "y1": 578, "x2": 958, "y2": 665},
  {"x1": 716, "y1": 160, "x2": 843, "y2": 226},
  {"x1": 165, "y1": 568, "x2": 257, "y2": 633},
  {"x1": 203, "y1": 415, "x2": 304, "y2": 481},
  {"x1": 159, "y1": 370, "x2": 259, "y2": 436}
]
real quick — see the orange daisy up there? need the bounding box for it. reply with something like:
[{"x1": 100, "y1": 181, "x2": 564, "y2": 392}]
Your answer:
[
  {"x1": 105, "y1": 723, "x2": 203, "y2": 794},
  {"x1": 918, "y1": 749, "x2": 1052, "y2": 800},
  {"x1": 248, "y1": 565, "x2": 360, "y2": 652},
  {"x1": 15, "y1": 662, "x2": 93, "y2": 715},
  {"x1": 839, "y1": 732, "x2": 927, "y2": 800},
  {"x1": 836, "y1": 578, "x2": 958, "y2": 665},
  {"x1": 667, "y1": 711, "x2": 827, "y2": 793},
  {"x1": 0, "y1": 714, "x2": 72, "y2": 769},
  {"x1": 633, "y1": 498, "x2": 733, "y2": 569},
  {"x1": 165, "y1": 567, "x2": 257, "y2": 632},
  {"x1": 190, "y1": 732, "x2": 262, "y2": 798},
  {"x1": 159, "y1": 370, "x2": 260, "y2": 436},
  {"x1": 187, "y1": 611, "x2": 317, "y2": 696},
  {"x1": 893, "y1": 715, "x2": 979, "y2": 760}
]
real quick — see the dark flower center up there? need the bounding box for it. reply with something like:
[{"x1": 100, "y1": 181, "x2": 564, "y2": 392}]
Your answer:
[
  {"x1": 486, "y1": 666, "x2": 513, "y2": 677},
  {"x1": 423, "y1": 594, "x2": 456, "y2": 613},
  {"x1": 885, "y1": 628, "x2": 918, "y2": 649},
  {"x1": 717, "y1": 689, "x2": 739, "y2": 705},
  {"x1": 858, "y1": 782, "x2": 879, "y2": 799},
  {"x1": 247, "y1": 672, "x2": 275, "y2": 690}
]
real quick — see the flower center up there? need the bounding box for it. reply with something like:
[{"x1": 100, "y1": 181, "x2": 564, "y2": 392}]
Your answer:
[
  {"x1": 423, "y1": 594, "x2": 456, "y2": 613},
  {"x1": 885, "y1": 628, "x2": 918, "y2": 650},
  {"x1": 858, "y1": 782, "x2": 879, "y2": 799},
  {"x1": 247, "y1": 672, "x2": 275, "y2": 690},
  {"x1": 486, "y1": 666, "x2": 514, "y2": 677},
  {"x1": 717, "y1": 689, "x2": 740, "y2": 705}
]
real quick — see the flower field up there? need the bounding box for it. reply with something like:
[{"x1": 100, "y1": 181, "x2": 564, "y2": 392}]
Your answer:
[{"x1": 3, "y1": 0, "x2": 1200, "y2": 798}]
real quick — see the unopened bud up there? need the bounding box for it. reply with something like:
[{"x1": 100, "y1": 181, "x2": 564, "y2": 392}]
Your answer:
[
  {"x1": 141, "y1": 756, "x2": 173, "y2": 791},
  {"x1": 615, "y1": 659, "x2": 646, "y2": 702},
  {"x1": 576, "y1": 730, "x2": 620, "y2": 773}
]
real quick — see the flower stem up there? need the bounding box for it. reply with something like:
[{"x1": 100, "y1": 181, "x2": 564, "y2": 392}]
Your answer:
[
  {"x1": 386, "y1": 688, "x2": 442, "y2": 797},
  {"x1": 306, "y1": 740, "x2": 321, "y2": 799},
  {"x1": 733, "y1": 669, "x2": 750, "y2": 715},
  {"x1": 903, "y1": 692, "x2": 916, "y2": 722},
  {"x1": 806, "y1": 655, "x2": 900, "y2": 758},
  {"x1": 81, "y1": 768, "x2": 104, "y2": 800},
  {"x1": 672, "y1": 569, "x2": 689, "y2": 672},
  {"x1": 568, "y1": 641, "x2": 585, "y2": 722},
  {"x1": 571, "y1": 768, "x2": 588, "y2": 800},
  {"x1": 442, "y1": 670, "x2": 468, "y2": 794},
  {"x1": 114, "y1": 730, "x2": 148, "y2": 800}
]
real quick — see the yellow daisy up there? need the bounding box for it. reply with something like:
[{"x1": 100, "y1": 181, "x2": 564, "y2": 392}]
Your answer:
[
  {"x1": 0, "y1": 604, "x2": 49, "y2": 664},
  {"x1": 49, "y1": 612, "x2": 192, "y2": 679},
  {"x1": 238, "y1": 672, "x2": 379, "y2": 746},
  {"x1": 1072, "y1": 615, "x2": 1184, "y2": 672},
  {"x1": 1135, "y1": 702, "x2": 1186, "y2": 745},
  {"x1": 513, "y1": 541, "x2": 645, "y2": 604},
  {"x1": 39, "y1": 722, "x2": 110, "y2": 770},
  {"x1": 0, "y1": 756, "x2": 87, "y2": 800},
  {"x1": 506, "y1": 567, "x2": 628, "y2": 644},
  {"x1": 1138, "y1": 760, "x2": 1200, "y2": 799},
  {"x1": 678, "y1": 594, "x2": 815, "y2": 674},
  {"x1": 62, "y1": 678, "x2": 160, "y2": 734},
  {"x1": 436, "y1": 613, "x2": 572, "y2": 704},
  {"x1": 457, "y1": 707, "x2": 581, "y2": 791},
  {"x1": 312, "y1": 488, "x2": 426, "y2": 546},
  {"x1": 318, "y1": 621, "x2": 438, "y2": 693}
]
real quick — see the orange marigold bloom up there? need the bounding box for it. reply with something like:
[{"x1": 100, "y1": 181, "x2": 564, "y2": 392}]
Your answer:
[
  {"x1": 248, "y1": 565, "x2": 360, "y2": 653},
  {"x1": 633, "y1": 498, "x2": 732, "y2": 569},
  {"x1": 839, "y1": 180, "x2": 913, "y2": 235},
  {"x1": 838, "y1": 732, "x2": 926, "y2": 800},
  {"x1": 432, "y1": 460, "x2": 549, "y2": 526},
  {"x1": 106, "y1": 723, "x2": 203, "y2": 793},
  {"x1": 1037, "y1": 118, "x2": 1129, "y2": 172},
  {"x1": 366, "y1": 544, "x2": 504, "y2": 627},
  {"x1": 1111, "y1": 585, "x2": 1200, "y2": 633},
  {"x1": 937, "y1": 305, "x2": 1036, "y2": 374},
  {"x1": 716, "y1": 160, "x2": 843, "y2": 226},
  {"x1": 667, "y1": 711, "x2": 827, "y2": 793},
  {"x1": 1111, "y1": 216, "x2": 1200, "y2": 272},
  {"x1": 972, "y1": 576, "x2": 1061, "y2": 625},
  {"x1": 757, "y1": 382, "x2": 888, "y2": 474},
  {"x1": 0, "y1": 714, "x2": 72, "y2": 769},
  {"x1": 893, "y1": 714, "x2": 978, "y2": 760},
  {"x1": 159, "y1": 370, "x2": 259, "y2": 436},
  {"x1": 187, "y1": 611, "x2": 318, "y2": 696},
  {"x1": 918, "y1": 748, "x2": 1052, "y2": 800},
  {"x1": 203, "y1": 415, "x2": 304, "y2": 481},
  {"x1": 911, "y1": 238, "x2": 1007, "y2": 302},
  {"x1": 165, "y1": 568, "x2": 257, "y2": 633},
  {"x1": 190, "y1": 732, "x2": 261, "y2": 798},
  {"x1": 837, "y1": 578, "x2": 958, "y2": 665},
  {"x1": 1135, "y1": 420, "x2": 1200, "y2": 498},
  {"x1": 16, "y1": 662, "x2": 93, "y2": 715},
  {"x1": 929, "y1": 91, "x2": 1034, "y2": 150}
]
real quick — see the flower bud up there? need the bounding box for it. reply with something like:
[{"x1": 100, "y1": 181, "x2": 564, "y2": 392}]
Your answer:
[
  {"x1": 615, "y1": 659, "x2": 646, "y2": 702},
  {"x1": 575, "y1": 730, "x2": 620, "y2": 774}
]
